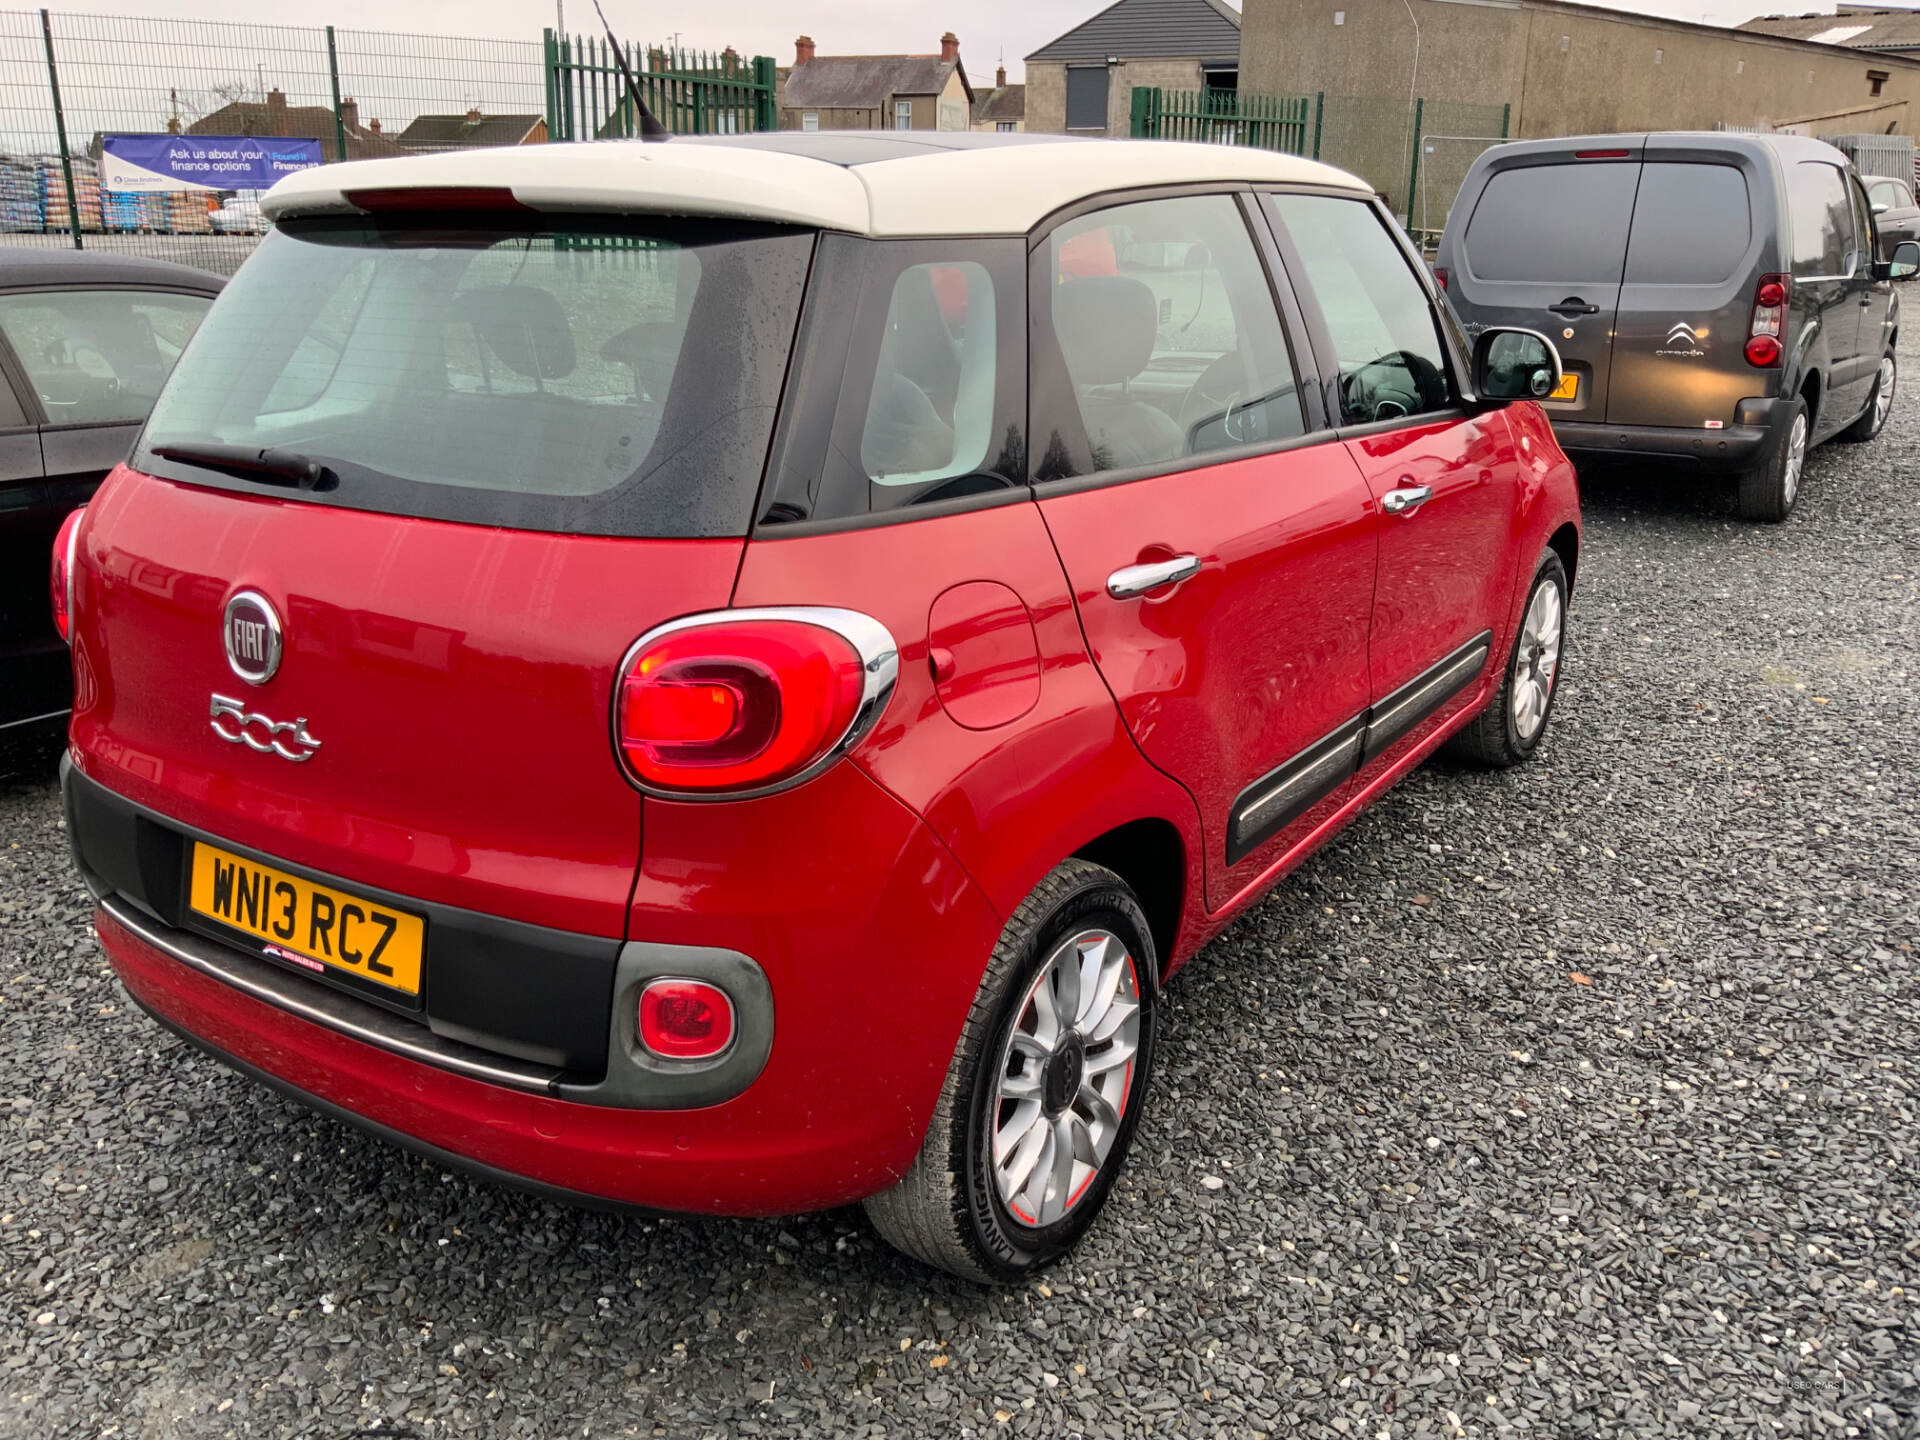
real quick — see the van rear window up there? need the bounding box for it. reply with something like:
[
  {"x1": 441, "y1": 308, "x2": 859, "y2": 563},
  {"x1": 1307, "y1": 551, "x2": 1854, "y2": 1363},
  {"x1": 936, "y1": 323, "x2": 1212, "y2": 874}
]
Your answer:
[
  {"x1": 1462, "y1": 162, "x2": 1638, "y2": 283},
  {"x1": 136, "y1": 217, "x2": 813, "y2": 538},
  {"x1": 1624, "y1": 164, "x2": 1752, "y2": 285}
]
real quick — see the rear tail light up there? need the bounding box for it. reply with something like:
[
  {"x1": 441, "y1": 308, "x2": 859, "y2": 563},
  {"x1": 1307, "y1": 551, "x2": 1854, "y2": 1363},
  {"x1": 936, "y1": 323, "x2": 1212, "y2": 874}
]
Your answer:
[
  {"x1": 614, "y1": 607, "x2": 897, "y2": 798},
  {"x1": 50, "y1": 506, "x2": 84, "y2": 644},
  {"x1": 637, "y1": 978, "x2": 735, "y2": 1060},
  {"x1": 1747, "y1": 272, "x2": 1789, "y2": 368},
  {"x1": 1432, "y1": 266, "x2": 1449, "y2": 291}
]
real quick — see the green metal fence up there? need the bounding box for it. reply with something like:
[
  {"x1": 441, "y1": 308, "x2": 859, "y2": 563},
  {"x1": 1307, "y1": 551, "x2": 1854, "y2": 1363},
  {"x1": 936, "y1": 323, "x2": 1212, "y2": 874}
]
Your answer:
[
  {"x1": 543, "y1": 32, "x2": 776, "y2": 142},
  {"x1": 1128, "y1": 87, "x2": 1313, "y2": 155}
]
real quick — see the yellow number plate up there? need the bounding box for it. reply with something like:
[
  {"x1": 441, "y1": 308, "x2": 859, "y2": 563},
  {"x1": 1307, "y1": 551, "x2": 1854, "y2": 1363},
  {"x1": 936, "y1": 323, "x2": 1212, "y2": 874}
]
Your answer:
[
  {"x1": 1549, "y1": 373, "x2": 1579, "y2": 402},
  {"x1": 188, "y1": 842, "x2": 425, "y2": 996}
]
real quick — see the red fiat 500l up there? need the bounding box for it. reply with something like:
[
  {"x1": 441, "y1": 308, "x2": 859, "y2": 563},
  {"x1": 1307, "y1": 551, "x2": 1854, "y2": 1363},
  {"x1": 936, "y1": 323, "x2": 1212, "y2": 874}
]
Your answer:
[{"x1": 58, "y1": 135, "x2": 1580, "y2": 1281}]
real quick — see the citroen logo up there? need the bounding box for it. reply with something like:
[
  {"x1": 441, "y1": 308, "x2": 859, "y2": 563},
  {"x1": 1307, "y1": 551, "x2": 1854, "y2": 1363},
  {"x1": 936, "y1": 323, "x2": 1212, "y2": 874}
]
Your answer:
[
  {"x1": 1665, "y1": 322, "x2": 1700, "y2": 344},
  {"x1": 209, "y1": 694, "x2": 321, "y2": 763},
  {"x1": 223, "y1": 590, "x2": 283, "y2": 686}
]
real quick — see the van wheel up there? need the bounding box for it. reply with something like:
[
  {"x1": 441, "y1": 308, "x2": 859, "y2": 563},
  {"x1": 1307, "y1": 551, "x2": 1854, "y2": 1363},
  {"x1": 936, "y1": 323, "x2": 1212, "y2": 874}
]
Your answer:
[
  {"x1": 1737, "y1": 396, "x2": 1808, "y2": 522},
  {"x1": 863, "y1": 859, "x2": 1157, "y2": 1283},
  {"x1": 1443, "y1": 551, "x2": 1567, "y2": 769},
  {"x1": 1838, "y1": 352, "x2": 1896, "y2": 444}
]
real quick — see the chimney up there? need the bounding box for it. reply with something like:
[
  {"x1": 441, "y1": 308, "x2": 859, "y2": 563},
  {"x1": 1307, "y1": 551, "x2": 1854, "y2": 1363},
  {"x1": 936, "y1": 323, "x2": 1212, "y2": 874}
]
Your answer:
[
  {"x1": 794, "y1": 35, "x2": 815, "y2": 65},
  {"x1": 339, "y1": 96, "x2": 358, "y2": 130},
  {"x1": 369, "y1": 118, "x2": 381, "y2": 135},
  {"x1": 996, "y1": 64, "x2": 1006, "y2": 88},
  {"x1": 466, "y1": 105, "x2": 481, "y2": 124},
  {"x1": 266, "y1": 88, "x2": 287, "y2": 113},
  {"x1": 941, "y1": 32, "x2": 960, "y2": 63}
]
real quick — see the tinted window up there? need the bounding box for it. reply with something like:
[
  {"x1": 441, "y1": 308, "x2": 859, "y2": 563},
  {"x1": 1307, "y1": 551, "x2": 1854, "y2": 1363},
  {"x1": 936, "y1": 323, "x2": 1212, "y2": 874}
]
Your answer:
[
  {"x1": 1868, "y1": 178, "x2": 1913, "y2": 209},
  {"x1": 861, "y1": 262, "x2": 998, "y2": 487},
  {"x1": 1461, "y1": 162, "x2": 1638, "y2": 283},
  {"x1": 1846, "y1": 177, "x2": 1873, "y2": 274},
  {"x1": 1624, "y1": 164, "x2": 1752, "y2": 284},
  {"x1": 137, "y1": 218, "x2": 812, "y2": 538},
  {"x1": 1790, "y1": 162, "x2": 1852, "y2": 277},
  {"x1": 1036, "y1": 194, "x2": 1304, "y2": 478},
  {"x1": 0, "y1": 289, "x2": 209, "y2": 426},
  {"x1": 1267, "y1": 193, "x2": 1454, "y2": 425}
]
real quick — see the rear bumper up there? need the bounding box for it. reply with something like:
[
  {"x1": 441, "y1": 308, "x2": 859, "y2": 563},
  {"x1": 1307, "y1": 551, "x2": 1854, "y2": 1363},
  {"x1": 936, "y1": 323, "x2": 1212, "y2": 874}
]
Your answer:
[
  {"x1": 78, "y1": 760, "x2": 1005, "y2": 1217},
  {"x1": 1552, "y1": 397, "x2": 1785, "y2": 474}
]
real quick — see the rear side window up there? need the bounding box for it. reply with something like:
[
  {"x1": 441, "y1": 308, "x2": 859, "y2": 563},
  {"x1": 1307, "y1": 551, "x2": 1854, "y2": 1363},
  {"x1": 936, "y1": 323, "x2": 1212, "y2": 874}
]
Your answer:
[
  {"x1": 1789, "y1": 162, "x2": 1853, "y2": 278},
  {"x1": 861, "y1": 262, "x2": 998, "y2": 487},
  {"x1": 1461, "y1": 162, "x2": 1639, "y2": 283},
  {"x1": 1868, "y1": 178, "x2": 1913, "y2": 209},
  {"x1": 1623, "y1": 164, "x2": 1752, "y2": 285},
  {"x1": 0, "y1": 289, "x2": 210, "y2": 426},
  {"x1": 137, "y1": 218, "x2": 813, "y2": 538}
]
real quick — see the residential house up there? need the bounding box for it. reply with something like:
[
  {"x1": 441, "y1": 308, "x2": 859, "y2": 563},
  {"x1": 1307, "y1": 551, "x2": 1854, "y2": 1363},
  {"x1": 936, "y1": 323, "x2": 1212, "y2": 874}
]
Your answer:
[
  {"x1": 187, "y1": 88, "x2": 406, "y2": 161},
  {"x1": 972, "y1": 65, "x2": 1027, "y2": 131},
  {"x1": 780, "y1": 33, "x2": 975, "y2": 132},
  {"x1": 394, "y1": 108, "x2": 547, "y2": 152},
  {"x1": 1025, "y1": 0, "x2": 1241, "y2": 137}
]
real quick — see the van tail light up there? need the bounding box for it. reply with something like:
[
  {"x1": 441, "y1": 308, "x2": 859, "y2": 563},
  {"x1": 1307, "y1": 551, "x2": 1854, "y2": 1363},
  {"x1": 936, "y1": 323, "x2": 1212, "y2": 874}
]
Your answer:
[
  {"x1": 614, "y1": 607, "x2": 898, "y2": 798},
  {"x1": 50, "y1": 506, "x2": 84, "y2": 644},
  {"x1": 1432, "y1": 266, "x2": 1449, "y2": 291},
  {"x1": 1746, "y1": 273, "x2": 1789, "y2": 368},
  {"x1": 637, "y1": 978, "x2": 735, "y2": 1060}
]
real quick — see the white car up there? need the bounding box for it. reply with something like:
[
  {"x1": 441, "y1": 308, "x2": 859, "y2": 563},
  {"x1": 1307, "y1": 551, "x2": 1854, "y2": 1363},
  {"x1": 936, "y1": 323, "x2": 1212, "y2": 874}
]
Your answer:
[{"x1": 209, "y1": 195, "x2": 264, "y2": 234}]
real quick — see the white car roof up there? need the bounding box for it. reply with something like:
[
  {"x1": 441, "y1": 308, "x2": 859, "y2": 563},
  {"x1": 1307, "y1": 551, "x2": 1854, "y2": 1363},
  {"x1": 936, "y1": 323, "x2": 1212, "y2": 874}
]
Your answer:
[{"x1": 260, "y1": 133, "x2": 1372, "y2": 237}]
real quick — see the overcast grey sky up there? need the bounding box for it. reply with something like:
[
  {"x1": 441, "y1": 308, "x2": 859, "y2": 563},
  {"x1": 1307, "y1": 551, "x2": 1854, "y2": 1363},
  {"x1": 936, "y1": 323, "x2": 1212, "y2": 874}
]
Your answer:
[{"x1": 29, "y1": 0, "x2": 1892, "y2": 80}]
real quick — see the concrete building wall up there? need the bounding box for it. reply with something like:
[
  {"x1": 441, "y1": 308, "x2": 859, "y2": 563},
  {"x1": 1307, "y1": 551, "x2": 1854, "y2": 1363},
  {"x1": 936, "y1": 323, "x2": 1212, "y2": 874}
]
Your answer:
[
  {"x1": 1240, "y1": 0, "x2": 1920, "y2": 138},
  {"x1": 1025, "y1": 56, "x2": 1210, "y2": 135}
]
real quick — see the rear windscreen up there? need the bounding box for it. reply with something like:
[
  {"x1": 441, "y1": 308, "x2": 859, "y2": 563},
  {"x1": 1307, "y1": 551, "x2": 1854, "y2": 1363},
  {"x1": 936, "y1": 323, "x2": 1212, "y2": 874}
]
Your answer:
[
  {"x1": 1624, "y1": 164, "x2": 1752, "y2": 285},
  {"x1": 1462, "y1": 161, "x2": 1639, "y2": 283},
  {"x1": 136, "y1": 217, "x2": 814, "y2": 537}
]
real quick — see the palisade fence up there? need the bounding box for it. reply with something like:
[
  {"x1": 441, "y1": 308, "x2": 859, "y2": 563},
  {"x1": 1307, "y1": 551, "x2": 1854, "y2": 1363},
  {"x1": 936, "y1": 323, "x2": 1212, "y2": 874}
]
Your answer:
[
  {"x1": 1132, "y1": 86, "x2": 1512, "y2": 240},
  {"x1": 0, "y1": 10, "x2": 775, "y2": 275}
]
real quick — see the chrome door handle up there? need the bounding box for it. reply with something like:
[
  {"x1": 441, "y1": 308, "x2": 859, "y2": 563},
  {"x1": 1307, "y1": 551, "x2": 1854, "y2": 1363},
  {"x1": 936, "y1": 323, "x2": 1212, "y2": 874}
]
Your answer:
[
  {"x1": 1106, "y1": 554, "x2": 1201, "y2": 598},
  {"x1": 1381, "y1": 484, "x2": 1433, "y2": 516}
]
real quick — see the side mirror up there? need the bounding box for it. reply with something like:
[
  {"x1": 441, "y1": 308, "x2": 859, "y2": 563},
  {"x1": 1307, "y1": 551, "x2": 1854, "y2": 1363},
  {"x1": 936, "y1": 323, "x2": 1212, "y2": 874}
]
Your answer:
[
  {"x1": 1473, "y1": 326, "x2": 1563, "y2": 402},
  {"x1": 1873, "y1": 202, "x2": 1891, "y2": 216},
  {"x1": 1875, "y1": 238, "x2": 1920, "y2": 281}
]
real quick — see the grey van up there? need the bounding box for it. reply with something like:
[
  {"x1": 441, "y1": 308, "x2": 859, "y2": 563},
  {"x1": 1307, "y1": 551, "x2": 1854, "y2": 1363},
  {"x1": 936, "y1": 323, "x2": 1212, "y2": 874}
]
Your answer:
[{"x1": 1436, "y1": 133, "x2": 1920, "y2": 521}]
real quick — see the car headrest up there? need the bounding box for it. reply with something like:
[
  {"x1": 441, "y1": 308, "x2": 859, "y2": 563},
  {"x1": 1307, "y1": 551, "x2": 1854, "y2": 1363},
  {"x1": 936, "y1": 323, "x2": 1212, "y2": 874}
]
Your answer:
[
  {"x1": 1053, "y1": 276, "x2": 1158, "y2": 387},
  {"x1": 453, "y1": 285, "x2": 576, "y2": 381}
]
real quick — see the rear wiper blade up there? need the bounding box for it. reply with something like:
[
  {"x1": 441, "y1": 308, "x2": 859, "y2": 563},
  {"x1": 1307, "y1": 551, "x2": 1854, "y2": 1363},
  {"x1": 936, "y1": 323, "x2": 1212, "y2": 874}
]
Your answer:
[{"x1": 150, "y1": 442, "x2": 339, "y2": 491}]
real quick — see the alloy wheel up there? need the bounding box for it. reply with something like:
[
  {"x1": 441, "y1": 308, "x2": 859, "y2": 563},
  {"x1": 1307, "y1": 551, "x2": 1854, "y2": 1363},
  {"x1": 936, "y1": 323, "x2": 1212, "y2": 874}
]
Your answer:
[
  {"x1": 1782, "y1": 410, "x2": 1808, "y2": 507},
  {"x1": 989, "y1": 928, "x2": 1142, "y2": 1228},
  {"x1": 1511, "y1": 578, "x2": 1563, "y2": 742}
]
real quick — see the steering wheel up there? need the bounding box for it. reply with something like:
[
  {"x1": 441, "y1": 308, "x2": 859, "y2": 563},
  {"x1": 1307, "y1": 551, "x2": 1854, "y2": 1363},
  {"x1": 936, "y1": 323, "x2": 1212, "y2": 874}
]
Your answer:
[{"x1": 1341, "y1": 349, "x2": 1448, "y2": 424}]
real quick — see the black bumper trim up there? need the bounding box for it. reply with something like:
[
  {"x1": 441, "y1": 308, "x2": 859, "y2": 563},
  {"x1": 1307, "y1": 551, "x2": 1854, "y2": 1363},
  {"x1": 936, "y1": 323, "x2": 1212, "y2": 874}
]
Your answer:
[
  {"x1": 102, "y1": 894, "x2": 562, "y2": 1094},
  {"x1": 1552, "y1": 404, "x2": 1781, "y2": 474}
]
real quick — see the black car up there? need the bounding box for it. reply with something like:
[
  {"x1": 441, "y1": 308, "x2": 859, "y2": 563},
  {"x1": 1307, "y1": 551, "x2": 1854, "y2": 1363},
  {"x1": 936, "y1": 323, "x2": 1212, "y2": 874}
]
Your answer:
[
  {"x1": 1435, "y1": 133, "x2": 1920, "y2": 522},
  {"x1": 1865, "y1": 174, "x2": 1920, "y2": 262},
  {"x1": 0, "y1": 249, "x2": 220, "y2": 731}
]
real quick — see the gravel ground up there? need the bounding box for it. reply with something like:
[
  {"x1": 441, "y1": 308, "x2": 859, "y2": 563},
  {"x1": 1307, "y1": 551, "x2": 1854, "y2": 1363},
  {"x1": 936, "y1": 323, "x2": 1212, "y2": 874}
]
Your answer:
[{"x1": 3, "y1": 334, "x2": 1917, "y2": 1440}]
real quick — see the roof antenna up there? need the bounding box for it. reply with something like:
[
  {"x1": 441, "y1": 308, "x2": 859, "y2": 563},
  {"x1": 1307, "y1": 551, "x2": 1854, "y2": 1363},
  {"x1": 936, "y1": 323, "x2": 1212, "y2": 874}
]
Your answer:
[{"x1": 590, "y1": 0, "x2": 669, "y2": 141}]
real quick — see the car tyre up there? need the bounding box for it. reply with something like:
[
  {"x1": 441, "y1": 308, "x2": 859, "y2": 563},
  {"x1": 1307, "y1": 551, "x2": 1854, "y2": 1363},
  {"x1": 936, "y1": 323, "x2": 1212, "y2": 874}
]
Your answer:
[
  {"x1": 1837, "y1": 351, "x2": 1895, "y2": 444},
  {"x1": 1737, "y1": 394, "x2": 1808, "y2": 522},
  {"x1": 863, "y1": 858, "x2": 1158, "y2": 1282},
  {"x1": 1443, "y1": 550, "x2": 1568, "y2": 770}
]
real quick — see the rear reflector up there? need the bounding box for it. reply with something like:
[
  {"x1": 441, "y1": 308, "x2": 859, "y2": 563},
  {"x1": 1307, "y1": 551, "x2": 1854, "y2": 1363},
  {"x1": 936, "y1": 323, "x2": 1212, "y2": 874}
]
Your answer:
[
  {"x1": 614, "y1": 608, "x2": 898, "y2": 799},
  {"x1": 343, "y1": 186, "x2": 531, "y2": 214},
  {"x1": 637, "y1": 979, "x2": 735, "y2": 1060},
  {"x1": 50, "y1": 505, "x2": 83, "y2": 644}
]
